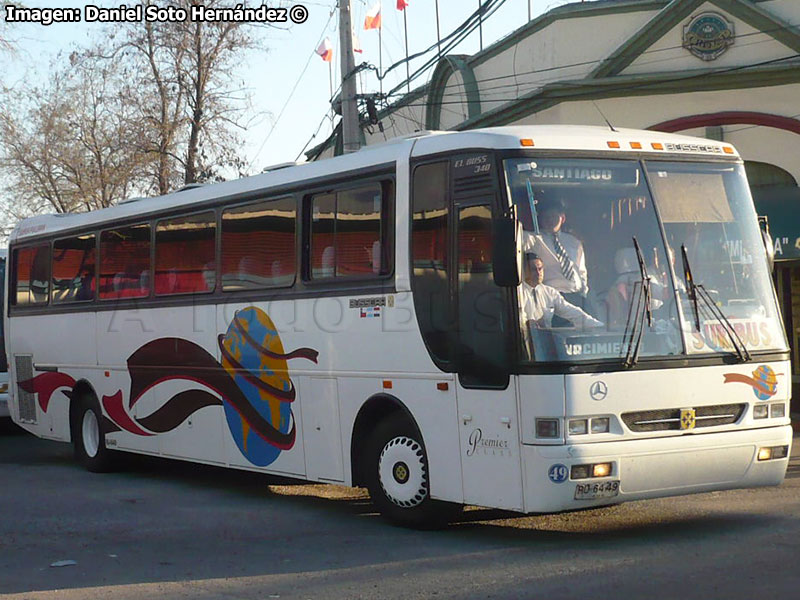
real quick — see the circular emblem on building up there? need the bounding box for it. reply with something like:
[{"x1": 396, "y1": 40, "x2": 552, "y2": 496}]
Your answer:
[
  {"x1": 590, "y1": 381, "x2": 608, "y2": 401},
  {"x1": 683, "y1": 12, "x2": 735, "y2": 61}
]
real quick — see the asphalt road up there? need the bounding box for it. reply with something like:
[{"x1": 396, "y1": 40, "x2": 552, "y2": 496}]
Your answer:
[{"x1": 1, "y1": 420, "x2": 799, "y2": 600}]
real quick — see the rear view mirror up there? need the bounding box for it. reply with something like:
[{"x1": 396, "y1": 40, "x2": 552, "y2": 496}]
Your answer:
[{"x1": 492, "y1": 216, "x2": 520, "y2": 287}]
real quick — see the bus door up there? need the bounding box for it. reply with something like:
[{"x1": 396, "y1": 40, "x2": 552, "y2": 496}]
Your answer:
[{"x1": 451, "y1": 159, "x2": 523, "y2": 512}]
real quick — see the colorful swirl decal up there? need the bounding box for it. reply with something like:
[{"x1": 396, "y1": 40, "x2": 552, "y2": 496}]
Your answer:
[{"x1": 18, "y1": 307, "x2": 319, "y2": 467}]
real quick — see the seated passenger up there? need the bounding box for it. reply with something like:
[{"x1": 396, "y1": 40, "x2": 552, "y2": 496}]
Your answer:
[{"x1": 520, "y1": 252, "x2": 603, "y2": 330}]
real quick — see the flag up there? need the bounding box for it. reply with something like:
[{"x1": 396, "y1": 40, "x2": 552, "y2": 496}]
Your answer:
[
  {"x1": 364, "y1": 2, "x2": 381, "y2": 30},
  {"x1": 397, "y1": 0, "x2": 408, "y2": 9},
  {"x1": 316, "y1": 37, "x2": 333, "y2": 62},
  {"x1": 352, "y1": 29, "x2": 362, "y2": 53}
]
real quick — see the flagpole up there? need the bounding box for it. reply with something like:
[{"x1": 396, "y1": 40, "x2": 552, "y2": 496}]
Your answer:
[
  {"x1": 403, "y1": 7, "x2": 410, "y2": 93},
  {"x1": 329, "y1": 60, "x2": 334, "y2": 128},
  {"x1": 379, "y1": 21, "x2": 383, "y2": 99},
  {"x1": 435, "y1": 0, "x2": 441, "y2": 60},
  {"x1": 478, "y1": 0, "x2": 483, "y2": 51}
]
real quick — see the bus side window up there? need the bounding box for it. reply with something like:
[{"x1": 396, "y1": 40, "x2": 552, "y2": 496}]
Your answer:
[
  {"x1": 308, "y1": 182, "x2": 391, "y2": 280},
  {"x1": 12, "y1": 244, "x2": 50, "y2": 306},
  {"x1": 221, "y1": 197, "x2": 296, "y2": 291},
  {"x1": 411, "y1": 161, "x2": 454, "y2": 369},
  {"x1": 99, "y1": 224, "x2": 151, "y2": 300},
  {"x1": 155, "y1": 212, "x2": 216, "y2": 296},
  {"x1": 52, "y1": 234, "x2": 96, "y2": 303}
]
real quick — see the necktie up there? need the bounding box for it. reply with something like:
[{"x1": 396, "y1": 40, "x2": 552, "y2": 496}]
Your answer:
[{"x1": 552, "y1": 233, "x2": 577, "y2": 282}]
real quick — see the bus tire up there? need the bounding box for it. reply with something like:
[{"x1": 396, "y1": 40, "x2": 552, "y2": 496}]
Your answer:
[
  {"x1": 364, "y1": 414, "x2": 456, "y2": 528},
  {"x1": 72, "y1": 395, "x2": 114, "y2": 473}
]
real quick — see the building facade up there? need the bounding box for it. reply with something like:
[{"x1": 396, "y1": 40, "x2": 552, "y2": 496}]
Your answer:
[{"x1": 311, "y1": 0, "x2": 800, "y2": 404}]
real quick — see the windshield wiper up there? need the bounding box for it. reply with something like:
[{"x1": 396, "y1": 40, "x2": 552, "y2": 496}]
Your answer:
[
  {"x1": 622, "y1": 237, "x2": 653, "y2": 367},
  {"x1": 680, "y1": 244, "x2": 751, "y2": 362}
]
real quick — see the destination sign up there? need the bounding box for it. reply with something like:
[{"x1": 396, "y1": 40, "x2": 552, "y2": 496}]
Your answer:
[{"x1": 516, "y1": 161, "x2": 639, "y2": 186}]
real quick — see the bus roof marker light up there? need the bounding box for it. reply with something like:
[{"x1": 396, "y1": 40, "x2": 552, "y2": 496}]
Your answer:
[
  {"x1": 630, "y1": 142, "x2": 642, "y2": 149},
  {"x1": 723, "y1": 146, "x2": 735, "y2": 154},
  {"x1": 651, "y1": 142, "x2": 664, "y2": 150},
  {"x1": 520, "y1": 138, "x2": 534, "y2": 147},
  {"x1": 607, "y1": 141, "x2": 620, "y2": 149}
]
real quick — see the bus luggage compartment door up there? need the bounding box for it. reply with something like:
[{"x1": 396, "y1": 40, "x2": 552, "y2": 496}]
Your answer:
[{"x1": 456, "y1": 382, "x2": 523, "y2": 511}]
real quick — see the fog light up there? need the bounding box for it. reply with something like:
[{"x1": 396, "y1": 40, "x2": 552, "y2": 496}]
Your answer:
[
  {"x1": 753, "y1": 404, "x2": 769, "y2": 419},
  {"x1": 571, "y1": 464, "x2": 591, "y2": 480},
  {"x1": 757, "y1": 447, "x2": 772, "y2": 461},
  {"x1": 591, "y1": 417, "x2": 610, "y2": 434},
  {"x1": 569, "y1": 419, "x2": 588, "y2": 435},
  {"x1": 770, "y1": 403, "x2": 786, "y2": 419},
  {"x1": 593, "y1": 462, "x2": 612, "y2": 478},
  {"x1": 536, "y1": 419, "x2": 559, "y2": 438}
]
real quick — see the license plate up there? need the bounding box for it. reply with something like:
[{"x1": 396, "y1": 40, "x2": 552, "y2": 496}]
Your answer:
[{"x1": 574, "y1": 480, "x2": 620, "y2": 500}]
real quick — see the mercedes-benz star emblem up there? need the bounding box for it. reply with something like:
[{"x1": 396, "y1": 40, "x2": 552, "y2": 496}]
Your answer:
[{"x1": 590, "y1": 381, "x2": 608, "y2": 401}]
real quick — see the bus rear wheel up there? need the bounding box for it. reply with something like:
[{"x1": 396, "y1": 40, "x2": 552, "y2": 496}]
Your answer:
[
  {"x1": 72, "y1": 395, "x2": 114, "y2": 473},
  {"x1": 364, "y1": 415, "x2": 456, "y2": 528}
]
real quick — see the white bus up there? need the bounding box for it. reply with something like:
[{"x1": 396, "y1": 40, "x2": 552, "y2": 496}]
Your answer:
[{"x1": 5, "y1": 126, "x2": 792, "y2": 526}]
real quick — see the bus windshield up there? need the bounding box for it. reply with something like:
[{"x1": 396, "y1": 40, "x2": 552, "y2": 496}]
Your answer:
[
  {"x1": 503, "y1": 157, "x2": 787, "y2": 364},
  {"x1": 646, "y1": 161, "x2": 787, "y2": 356}
]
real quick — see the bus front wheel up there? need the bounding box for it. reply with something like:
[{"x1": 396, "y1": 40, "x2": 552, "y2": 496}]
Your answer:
[
  {"x1": 72, "y1": 395, "x2": 114, "y2": 473},
  {"x1": 365, "y1": 415, "x2": 454, "y2": 528}
]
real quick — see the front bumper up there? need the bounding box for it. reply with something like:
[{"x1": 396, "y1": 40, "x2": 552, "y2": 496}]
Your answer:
[{"x1": 522, "y1": 425, "x2": 792, "y2": 513}]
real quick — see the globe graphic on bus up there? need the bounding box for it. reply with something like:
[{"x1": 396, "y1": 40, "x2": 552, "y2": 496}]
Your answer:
[
  {"x1": 219, "y1": 307, "x2": 294, "y2": 466},
  {"x1": 752, "y1": 365, "x2": 778, "y2": 400}
]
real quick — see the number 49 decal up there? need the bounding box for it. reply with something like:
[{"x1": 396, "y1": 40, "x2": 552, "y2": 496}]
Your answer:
[{"x1": 548, "y1": 464, "x2": 569, "y2": 483}]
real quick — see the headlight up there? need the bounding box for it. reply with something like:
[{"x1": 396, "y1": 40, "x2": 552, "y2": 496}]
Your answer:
[
  {"x1": 770, "y1": 403, "x2": 786, "y2": 419},
  {"x1": 591, "y1": 417, "x2": 610, "y2": 434},
  {"x1": 753, "y1": 404, "x2": 769, "y2": 419},
  {"x1": 568, "y1": 419, "x2": 588, "y2": 435}
]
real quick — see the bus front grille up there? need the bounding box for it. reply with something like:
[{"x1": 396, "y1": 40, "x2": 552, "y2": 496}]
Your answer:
[{"x1": 621, "y1": 404, "x2": 746, "y2": 432}]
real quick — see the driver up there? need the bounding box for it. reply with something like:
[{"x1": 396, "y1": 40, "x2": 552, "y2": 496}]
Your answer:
[{"x1": 520, "y1": 252, "x2": 604, "y2": 330}]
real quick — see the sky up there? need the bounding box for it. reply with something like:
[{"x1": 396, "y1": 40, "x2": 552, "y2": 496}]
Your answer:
[{"x1": 1, "y1": 0, "x2": 572, "y2": 174}]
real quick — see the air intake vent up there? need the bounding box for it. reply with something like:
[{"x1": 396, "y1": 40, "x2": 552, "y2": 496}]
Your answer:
[
  {"x1": 14, "y1": 355, "x2": 36, "y2": 424},
  {"x1": 622, "y1": 403, "x2": 746, "y2": 432},
  {"x1": 453, "y1": 172, "x2": 494, "y2": 195}
]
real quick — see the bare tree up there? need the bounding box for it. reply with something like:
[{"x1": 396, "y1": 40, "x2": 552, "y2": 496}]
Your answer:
[
  {"x1": 0, "y1": 59, "x2": 145, "y2": 217},
  {"x1": 105, "y1": 0, "x2": 262, "y2": 192}
]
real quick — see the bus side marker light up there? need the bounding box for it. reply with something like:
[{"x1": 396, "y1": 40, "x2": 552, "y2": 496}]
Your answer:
[
  {"x1": 104, "y1": 371, "x2": 110, "y2": 377},
  {"x1": 436, "y1": 382, "x2": 449, "y2": 391},
  {"x1": 520, "y1": 138, "x2": 534, "y2": 147},
  {"x1": 753, "y1": 404, "x2": 769, "y2": 419},
  {"x1": 383, "y1": 380, "x2": 392, "y2": 389},
  {"x1": 536, "y1": 418, "x2": 559, "y2": 438}
]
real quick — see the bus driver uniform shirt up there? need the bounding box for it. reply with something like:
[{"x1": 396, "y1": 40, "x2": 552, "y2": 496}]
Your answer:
[
  {"x1": 520, "y1": 280, "x2": 604, "y2": 329},
  {"x1": 523, "y1": 231, "x2": 588, "y2": 295}
]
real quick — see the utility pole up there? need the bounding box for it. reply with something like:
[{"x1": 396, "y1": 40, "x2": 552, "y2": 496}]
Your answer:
[{"x1": 339, "y1": 0, "x2": 360, "y2": 154}]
